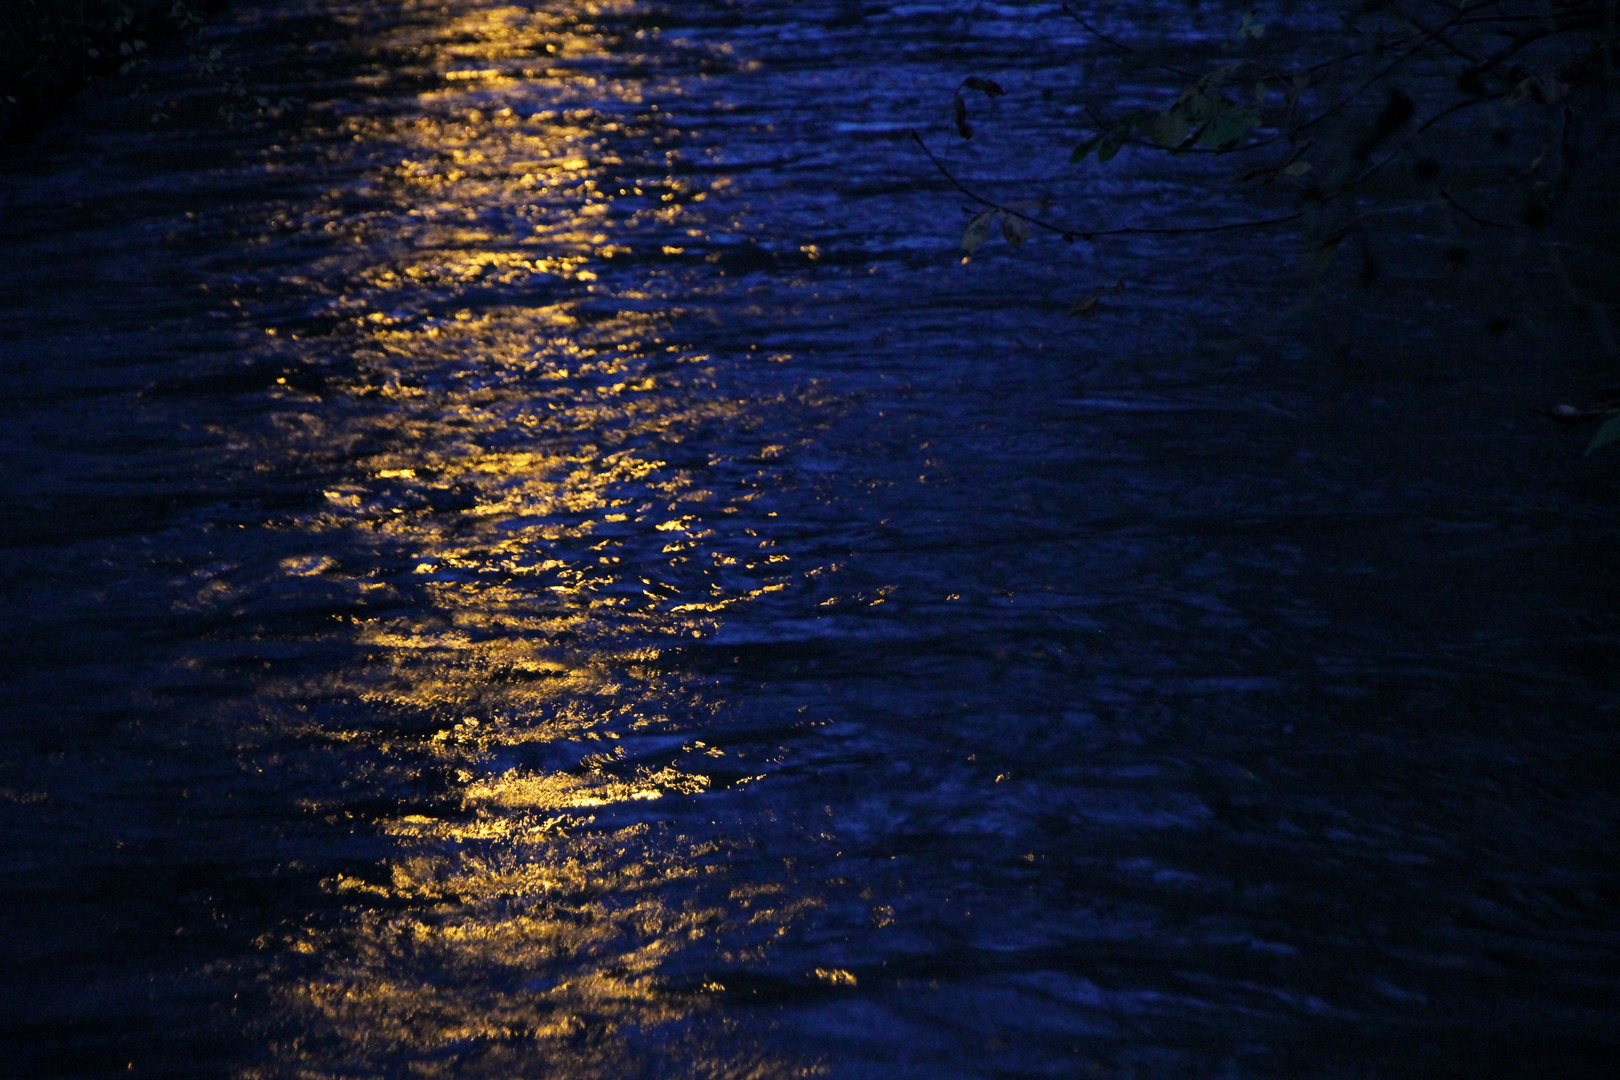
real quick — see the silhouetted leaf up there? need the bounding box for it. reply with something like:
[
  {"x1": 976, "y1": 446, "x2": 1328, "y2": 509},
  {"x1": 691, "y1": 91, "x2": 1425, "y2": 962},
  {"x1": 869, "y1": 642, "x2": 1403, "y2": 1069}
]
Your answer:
[
  {"x1": 1069, "y1": 295, "x2": 1101, "y2": 318},
  {"x1": 1001, "y1": 213, "x2": 1031, "y2": 245},
  {"x1": 1097, "y1": 127, "x2": 1130, "y2": 162},
  {"x1": 1194, "y1": 66, "x2": 1238, "y2": 98},
  {"x1": 1151, "y1": 110, "x2": 1192, "y2": 148},
  {"x1": 1071, "y1": 131, "x2": 1106, "y2": 162},
  {"x1": 962, "y1": 210, "x2": 998, "y2": 254},
  {"x1": 1586, "y1": 415, "x2": 1620, "y2": 454},
  {"x1": 1198, "y1": 104, "x2": 1260, "y2": 149},
  {"x1": 1314, "y1": 238, "x2": 1341, "y2": 274},
  {"x1": 962, "y1": 77, "x2": 1005, "y2": 98},
  {"x1": 953, "y1": 95, "x2": 972, "y2": 139},
  {"x1": 1375, "y1": 88, "x2": 1415, "y2": 133}
]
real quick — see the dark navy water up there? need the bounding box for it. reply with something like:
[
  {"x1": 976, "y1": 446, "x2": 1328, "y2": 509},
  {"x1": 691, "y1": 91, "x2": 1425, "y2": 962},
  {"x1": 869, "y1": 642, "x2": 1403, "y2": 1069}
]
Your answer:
[{"x1": 2, "y1": 2, "x2": 1619, "y2": 1077}]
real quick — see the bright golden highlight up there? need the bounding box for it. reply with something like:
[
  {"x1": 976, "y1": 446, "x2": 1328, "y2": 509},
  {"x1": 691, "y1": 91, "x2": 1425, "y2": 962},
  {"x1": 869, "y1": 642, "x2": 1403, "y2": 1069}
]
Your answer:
[{"x1": 242, "y1": 4, "x2": 825, "y2": 1076}]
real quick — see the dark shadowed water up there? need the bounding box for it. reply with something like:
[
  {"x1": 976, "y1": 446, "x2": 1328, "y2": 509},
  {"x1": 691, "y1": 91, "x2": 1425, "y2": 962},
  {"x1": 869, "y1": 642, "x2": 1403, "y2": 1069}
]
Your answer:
[{"x1": 2, "y1": 2, "x2": 1619, "y2": 1078}]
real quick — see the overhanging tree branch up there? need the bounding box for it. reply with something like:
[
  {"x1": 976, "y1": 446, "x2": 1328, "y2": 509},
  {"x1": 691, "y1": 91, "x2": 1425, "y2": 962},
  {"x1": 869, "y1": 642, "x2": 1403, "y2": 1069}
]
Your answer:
[{"x1": 910, "y1": 131, "x2": 1305, "y2": 242}]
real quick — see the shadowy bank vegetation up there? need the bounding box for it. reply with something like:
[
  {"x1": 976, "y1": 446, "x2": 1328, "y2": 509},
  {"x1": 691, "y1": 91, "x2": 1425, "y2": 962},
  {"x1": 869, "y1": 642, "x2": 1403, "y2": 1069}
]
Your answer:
[
  {"x1": 925, "y1": 0, "x2": 1620, "y2": 447},
  {"x1": 0, "y1": 0, "x2": 222, "y2": 143}
]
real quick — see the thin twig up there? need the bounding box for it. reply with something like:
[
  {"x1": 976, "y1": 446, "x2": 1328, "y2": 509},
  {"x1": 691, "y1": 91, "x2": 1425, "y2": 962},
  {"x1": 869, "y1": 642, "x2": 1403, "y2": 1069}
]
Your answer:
[
  {"x1": 1071, "y1": 8, "x2": 1487, "y2": 163},
  {"x1": 910, "y1": 131, "x2": 1305, "y2": 240},
  {"x1": 1060, "y1": 2, "x2": 1198, "y2": 79},
  {"x1": 1347, "y1": 92, "x2": 1501, "y2": 190},
  {"x1": 1394, "y1": 8, "x2": 1482, "y2": 63},
  {"x1": 1440, "y1": 186, "x2": 1515, "y2": 227}
]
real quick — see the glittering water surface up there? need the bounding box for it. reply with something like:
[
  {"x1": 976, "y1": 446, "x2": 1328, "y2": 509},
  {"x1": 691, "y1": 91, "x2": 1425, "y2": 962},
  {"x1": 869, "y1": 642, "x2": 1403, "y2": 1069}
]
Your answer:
[{"x1": 2, "y1": 2, "x2": 1619, "y2": 1078}]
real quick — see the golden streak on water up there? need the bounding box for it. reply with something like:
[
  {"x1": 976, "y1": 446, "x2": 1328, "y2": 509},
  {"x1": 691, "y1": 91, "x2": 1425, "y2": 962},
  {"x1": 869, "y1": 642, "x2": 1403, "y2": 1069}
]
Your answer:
[{"x1": 242, "y1": 5, "x2": 826, "y2": 1076}]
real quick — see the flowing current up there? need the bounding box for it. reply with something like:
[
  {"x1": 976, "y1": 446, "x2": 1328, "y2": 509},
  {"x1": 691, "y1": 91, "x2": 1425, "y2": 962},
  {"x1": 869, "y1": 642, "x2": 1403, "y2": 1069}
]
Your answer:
[{"x1": 2, "y1": 2, "x2": 1618, "y2": 1077}]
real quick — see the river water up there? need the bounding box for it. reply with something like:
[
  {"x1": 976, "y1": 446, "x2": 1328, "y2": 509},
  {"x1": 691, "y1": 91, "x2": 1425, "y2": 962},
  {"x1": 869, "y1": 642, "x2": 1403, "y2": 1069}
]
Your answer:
[{"x1": 2, "y1": 2, "x2": 1618, "y2": 1078}]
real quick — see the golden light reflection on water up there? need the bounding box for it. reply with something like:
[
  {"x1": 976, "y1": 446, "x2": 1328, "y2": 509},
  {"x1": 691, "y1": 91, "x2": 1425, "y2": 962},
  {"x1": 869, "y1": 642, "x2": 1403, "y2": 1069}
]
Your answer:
[
  {"x1": 247, "y1": 5, "x2": 827, "y2": 1076},
  {"x1": 263, "y1": 345, "x2": 813, "y2": 1073}
]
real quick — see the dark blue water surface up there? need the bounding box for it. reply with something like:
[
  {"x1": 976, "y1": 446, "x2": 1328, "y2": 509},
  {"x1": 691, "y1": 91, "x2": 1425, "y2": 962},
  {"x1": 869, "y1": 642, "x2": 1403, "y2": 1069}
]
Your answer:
[{"x1": 2, "y1": 2, "x2": 1619, "y2": 1077}]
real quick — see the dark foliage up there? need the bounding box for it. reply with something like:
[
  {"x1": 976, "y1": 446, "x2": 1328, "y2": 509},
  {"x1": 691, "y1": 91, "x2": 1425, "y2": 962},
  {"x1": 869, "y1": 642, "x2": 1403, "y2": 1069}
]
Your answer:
[
  {"x1": 924, "y1": 0, "x2": 1620, "y2": 447},
  {"x1": 0, "y1": 0, "x2": 220, "y2": 143},
  {"x1": 933, "y1": 1, "x2": 1618, "y2": 248}
]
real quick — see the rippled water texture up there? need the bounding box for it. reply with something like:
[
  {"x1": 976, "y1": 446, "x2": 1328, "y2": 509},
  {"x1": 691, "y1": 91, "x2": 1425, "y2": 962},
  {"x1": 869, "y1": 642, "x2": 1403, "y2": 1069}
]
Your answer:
[{"x1": 2, "y1": 2, "x2": 1619, "y2": 1077}]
